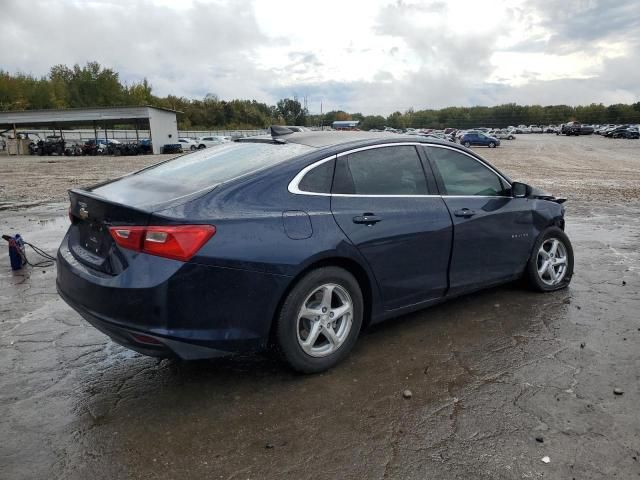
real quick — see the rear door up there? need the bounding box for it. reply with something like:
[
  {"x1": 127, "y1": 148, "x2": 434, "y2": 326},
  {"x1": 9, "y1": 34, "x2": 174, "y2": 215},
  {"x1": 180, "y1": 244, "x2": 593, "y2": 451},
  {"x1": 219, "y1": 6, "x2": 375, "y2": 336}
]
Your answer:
[
  {"x1": 423, "y1": 145, "x2": 535, "y2": 295},
  {"x1": 330, "y1": 144, "x2": 452, "y2": 310}
]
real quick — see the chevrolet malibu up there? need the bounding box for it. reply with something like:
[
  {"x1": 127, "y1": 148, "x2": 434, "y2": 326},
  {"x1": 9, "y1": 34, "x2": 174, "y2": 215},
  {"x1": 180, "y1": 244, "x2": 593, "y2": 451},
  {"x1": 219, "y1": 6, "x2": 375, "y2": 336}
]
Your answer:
[{"x1": 57, "y1": 130, "x2": 574, "y2": 373}]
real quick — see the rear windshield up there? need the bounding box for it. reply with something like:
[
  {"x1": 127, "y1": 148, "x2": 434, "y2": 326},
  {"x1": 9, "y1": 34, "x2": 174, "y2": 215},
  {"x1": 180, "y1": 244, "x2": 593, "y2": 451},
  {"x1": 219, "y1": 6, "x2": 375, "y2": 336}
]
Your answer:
[{"x1": 92, "y1": 142, "x2": 312, "y2": 208}]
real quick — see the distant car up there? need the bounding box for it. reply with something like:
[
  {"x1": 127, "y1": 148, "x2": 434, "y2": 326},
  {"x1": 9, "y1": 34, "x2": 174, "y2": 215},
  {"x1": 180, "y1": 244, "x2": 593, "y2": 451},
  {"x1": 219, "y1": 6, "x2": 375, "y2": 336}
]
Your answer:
[
  {"x1": 196, "y1": 136, "x2": 230, "y2": 149},
  {"x1": 596, "y1": 124, "x2": 616, "y2": 135},
  {"x1": 544, "y1": 125, "x2": 558, "y2": 133},
  {"x1": 490, "y1": 129, "x2": 515, "y2": 140},
  {"x1": 604, "y1": 125, "x2": 628, "y2": 138},
  {"x1": 460, "y1": 132, "x2": 500, "y2": 148},
  {"x1": 178, "y1": 138, "x2": 198, "y2": 152},
  {"x1": 82, "y1": 139, "x2": 105, "y2": 156},
  {"x1": 516, "y1": 125, "x2": 531, "y2": 134},
  {"x1": 579, "y1": 125, "x2": 595, "y2": 135},
  {"x1": 529, "y1": 125, "x2": 543, "y2": 133},
  {"x1": 559, "y1": 122, "x2": 581, "y2": 136},
  {"x1": 138, "y1": 139, "x2": 153, "y2": 154},
  {"x1": 608, "y1": 126, "x2": 638, "y2": 139},
  {"x1": 64, "y1": 142, "x2": 84, "y2": 156},
  {"x1": 57, "y1": 130, "x2": 572, "y2": 373},
  {"x1": 37, "y1": 136, "x2": 66, "y2": 156},
  {"x1": 283, "y1": 126, "x2": 311, "y2": 132},
  {"x1": 423, "y1": 133, "x2": 451, "y2": 141}
]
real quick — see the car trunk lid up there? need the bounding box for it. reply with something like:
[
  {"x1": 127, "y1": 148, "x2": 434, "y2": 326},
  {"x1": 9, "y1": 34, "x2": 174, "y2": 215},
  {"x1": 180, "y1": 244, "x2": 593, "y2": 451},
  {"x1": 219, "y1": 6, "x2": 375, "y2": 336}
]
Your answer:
[{"x1": 68, "y1": 189, "x2": 152, "y2": 274}]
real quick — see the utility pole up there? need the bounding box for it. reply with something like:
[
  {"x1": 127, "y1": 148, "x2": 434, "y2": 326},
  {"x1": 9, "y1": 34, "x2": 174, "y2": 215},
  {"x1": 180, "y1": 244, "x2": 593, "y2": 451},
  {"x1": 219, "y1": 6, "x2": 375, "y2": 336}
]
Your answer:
[{"x1": 320, "y1": 100, "x2": 323, "y2": 131}]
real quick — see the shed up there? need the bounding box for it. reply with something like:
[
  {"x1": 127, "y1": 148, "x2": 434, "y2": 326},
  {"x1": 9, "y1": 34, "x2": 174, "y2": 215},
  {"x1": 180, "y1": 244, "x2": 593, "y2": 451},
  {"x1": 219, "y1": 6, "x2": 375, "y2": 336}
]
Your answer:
[
  {"x1": 332, "y1": 120, "x2": 360, "y2": 130},
  {"x1": 0, "y1": 105, "x2": 180, "y2": 154}
]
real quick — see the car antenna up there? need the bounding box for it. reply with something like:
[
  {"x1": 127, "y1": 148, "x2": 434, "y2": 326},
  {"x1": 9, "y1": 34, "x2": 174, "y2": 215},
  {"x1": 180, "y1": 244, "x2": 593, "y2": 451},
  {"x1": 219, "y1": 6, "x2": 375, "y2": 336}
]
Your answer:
[{"x1": 270, "y1": 125, "x2": 294, "y2": 143}]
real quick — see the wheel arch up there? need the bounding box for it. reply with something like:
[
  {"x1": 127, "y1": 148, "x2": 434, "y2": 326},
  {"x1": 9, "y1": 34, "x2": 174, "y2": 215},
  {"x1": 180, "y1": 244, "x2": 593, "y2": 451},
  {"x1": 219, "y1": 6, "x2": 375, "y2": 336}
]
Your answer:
[{"x1": 268, "y1": 256, "x2": 375, "y2": 345}]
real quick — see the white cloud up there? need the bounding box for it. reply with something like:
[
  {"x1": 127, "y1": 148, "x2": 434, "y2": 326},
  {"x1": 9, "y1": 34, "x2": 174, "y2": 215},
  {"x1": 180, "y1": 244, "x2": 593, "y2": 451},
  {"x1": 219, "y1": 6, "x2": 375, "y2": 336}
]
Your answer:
[{"x1": 1, "y1": 0, "x2": 639, "y2": 115}]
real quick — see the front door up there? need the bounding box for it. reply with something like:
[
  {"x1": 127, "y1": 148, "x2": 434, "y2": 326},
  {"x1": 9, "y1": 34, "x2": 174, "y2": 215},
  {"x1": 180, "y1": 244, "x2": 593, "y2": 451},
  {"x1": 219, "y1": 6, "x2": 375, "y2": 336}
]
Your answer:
[
  {"x1": 423, "y1": 145, "x2": 536, "y2": 295},
  {"x1": 330, "y1": 145, "x2": 452, "y2": 310}
]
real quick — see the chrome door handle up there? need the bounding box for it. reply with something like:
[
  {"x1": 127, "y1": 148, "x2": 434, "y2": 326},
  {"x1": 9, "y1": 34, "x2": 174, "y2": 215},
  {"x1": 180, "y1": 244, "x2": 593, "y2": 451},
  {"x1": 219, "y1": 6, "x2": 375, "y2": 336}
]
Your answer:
[
  {"x1": 454, "y1": 208, "x2": 476, "y2": 218},
  {"x1": 353, "y1": 214, "x2": 382, "y2": 225}
]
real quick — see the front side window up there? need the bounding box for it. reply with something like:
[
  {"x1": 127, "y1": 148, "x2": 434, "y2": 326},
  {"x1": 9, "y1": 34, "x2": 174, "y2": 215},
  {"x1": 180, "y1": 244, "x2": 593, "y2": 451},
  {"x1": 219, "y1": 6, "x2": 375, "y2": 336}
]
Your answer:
[
  {"x1": 332, "y1": 146, "x2": 428, "y2": 195},
  {"x1": 426, "y1": 146, "x2": 507, "y2": 196}
]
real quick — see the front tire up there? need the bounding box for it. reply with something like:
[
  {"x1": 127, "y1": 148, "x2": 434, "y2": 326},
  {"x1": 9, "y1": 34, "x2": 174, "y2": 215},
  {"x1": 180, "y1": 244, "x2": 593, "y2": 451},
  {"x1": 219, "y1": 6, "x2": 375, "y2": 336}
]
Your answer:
[
  {"x1": 526, "y1": 227, "x2": 574, "y2": 292},
  {"x1": 488, "y1": 141, "x2": 496, "y2": 148},
  {"x1": 275, "y1": 267, "x2": 363, "y2": 373}
]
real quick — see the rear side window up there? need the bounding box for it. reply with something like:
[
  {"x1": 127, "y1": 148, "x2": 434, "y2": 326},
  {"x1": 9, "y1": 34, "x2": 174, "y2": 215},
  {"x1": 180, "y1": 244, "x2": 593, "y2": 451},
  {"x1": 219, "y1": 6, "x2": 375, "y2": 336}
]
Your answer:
[
  {"x1": 133, "y1": 142, "x2": 310, "y2": 186},
  {"x1": 93, "y1": 142, "x2": 313, "y2": 207},
  {"x1": 332, "y1": 146, "x2": 428, "y2": 195},
  {"x1": 298, "y1": 159, "x2": 335, "y2": 193},
  {"x1": 425, "y1": 146, "x2": 507, "y2": 196}
]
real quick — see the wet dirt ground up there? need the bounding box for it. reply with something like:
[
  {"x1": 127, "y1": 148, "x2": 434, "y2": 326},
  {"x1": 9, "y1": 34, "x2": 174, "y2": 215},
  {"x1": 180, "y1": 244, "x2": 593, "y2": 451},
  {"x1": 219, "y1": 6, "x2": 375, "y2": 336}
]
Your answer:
[{"x1": 1, "y1": 135, "x2": 639, "y2": 479}]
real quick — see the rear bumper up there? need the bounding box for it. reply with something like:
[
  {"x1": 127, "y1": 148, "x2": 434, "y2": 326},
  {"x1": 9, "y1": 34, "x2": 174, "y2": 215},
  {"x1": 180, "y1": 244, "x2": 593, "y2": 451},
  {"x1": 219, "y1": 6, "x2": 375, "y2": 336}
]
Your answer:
[
  {"x1": 56, "y1": 233, "x2": 292, "y2": 359},
  {"x1": 57, "y1": 285, "x2": 229, "y2": 359}
]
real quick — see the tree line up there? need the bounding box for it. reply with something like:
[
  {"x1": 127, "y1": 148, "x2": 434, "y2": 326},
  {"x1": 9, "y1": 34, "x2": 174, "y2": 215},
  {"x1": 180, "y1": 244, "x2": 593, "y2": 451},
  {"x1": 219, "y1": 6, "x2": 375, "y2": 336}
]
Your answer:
[
  {"x1": 313, "y1": 103, "x2": 640, "y2": 130},
  {"x1": 0, "y1": 62, "x2": 307, "y2": 129},
  {"x1": 2, "y1": 62, "x2": 639, "y2": 130}
]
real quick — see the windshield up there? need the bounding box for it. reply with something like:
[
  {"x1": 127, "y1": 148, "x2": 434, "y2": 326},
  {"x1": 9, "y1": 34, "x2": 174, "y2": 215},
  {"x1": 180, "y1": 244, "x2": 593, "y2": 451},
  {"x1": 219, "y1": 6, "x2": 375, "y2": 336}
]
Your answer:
[{"x1": 92, "y1": 141, "x2": 313, "y2": 208}]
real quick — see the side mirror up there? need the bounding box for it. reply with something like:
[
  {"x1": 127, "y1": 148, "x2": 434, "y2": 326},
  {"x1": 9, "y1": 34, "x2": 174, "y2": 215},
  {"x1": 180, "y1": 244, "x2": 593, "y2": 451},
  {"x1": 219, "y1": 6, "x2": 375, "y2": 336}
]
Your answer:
[{"x1": 511, "y1": 181, "x2": 531, "y2": 198}]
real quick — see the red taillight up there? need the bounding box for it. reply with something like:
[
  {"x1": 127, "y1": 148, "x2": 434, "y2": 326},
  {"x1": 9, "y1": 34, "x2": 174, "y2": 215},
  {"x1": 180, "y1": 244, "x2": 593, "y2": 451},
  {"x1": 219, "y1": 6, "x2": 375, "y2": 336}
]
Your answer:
[
  {"x1": 110, "y1": 226, "x2": 146, "y2": 251},
  {"x1": 109, "y1": 225, "x2": 215, "y2": 262}
]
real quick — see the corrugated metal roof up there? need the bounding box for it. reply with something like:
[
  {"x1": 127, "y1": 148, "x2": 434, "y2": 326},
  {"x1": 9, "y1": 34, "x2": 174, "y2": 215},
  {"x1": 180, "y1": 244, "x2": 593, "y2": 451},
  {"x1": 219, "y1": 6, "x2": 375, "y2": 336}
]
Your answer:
[{"x1": 0, "y1": 105, "x2": 180, "y2": 127}]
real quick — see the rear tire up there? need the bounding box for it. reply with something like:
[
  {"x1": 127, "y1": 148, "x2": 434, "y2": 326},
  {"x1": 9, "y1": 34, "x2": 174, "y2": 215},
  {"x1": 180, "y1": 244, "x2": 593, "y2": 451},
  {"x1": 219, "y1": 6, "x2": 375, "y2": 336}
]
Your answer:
[
  {"x1": 275, "y1": 267, "x2": 363, "y2": 373},
  {"x1": 463, "y1": 141, "x2": 471, "y2": 147},
  {"x1": 526, "y1": 227, "x2": 574, "y2": 292}
]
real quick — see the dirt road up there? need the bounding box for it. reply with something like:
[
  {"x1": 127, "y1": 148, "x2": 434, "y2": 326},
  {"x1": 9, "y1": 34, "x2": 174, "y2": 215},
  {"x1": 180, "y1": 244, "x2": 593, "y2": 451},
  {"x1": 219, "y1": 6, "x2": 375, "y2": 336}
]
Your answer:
[{"x1": 1, "y1": 134, "x2": 639, "y2": 479}]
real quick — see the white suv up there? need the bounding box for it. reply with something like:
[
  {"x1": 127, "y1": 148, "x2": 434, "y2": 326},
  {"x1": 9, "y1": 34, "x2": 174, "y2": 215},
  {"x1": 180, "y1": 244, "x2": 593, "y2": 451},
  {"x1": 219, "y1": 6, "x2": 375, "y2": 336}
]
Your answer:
[
  {"x1": 178, "y1": 137, "x2": 198, "y2": 152},
  {"x1": 196, "y1": 136, "x2": 230, "y2": 149}
]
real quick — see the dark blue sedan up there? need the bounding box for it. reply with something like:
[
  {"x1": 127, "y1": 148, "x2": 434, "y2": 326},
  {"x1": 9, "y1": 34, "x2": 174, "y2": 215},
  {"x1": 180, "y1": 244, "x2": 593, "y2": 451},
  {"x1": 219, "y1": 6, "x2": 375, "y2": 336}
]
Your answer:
[
  {"x1": 460, "y1": 132, "x2": 501, "y2": 148},
  {"x1": 57, "y1": 130, "x2": 573, "y2": 373}
]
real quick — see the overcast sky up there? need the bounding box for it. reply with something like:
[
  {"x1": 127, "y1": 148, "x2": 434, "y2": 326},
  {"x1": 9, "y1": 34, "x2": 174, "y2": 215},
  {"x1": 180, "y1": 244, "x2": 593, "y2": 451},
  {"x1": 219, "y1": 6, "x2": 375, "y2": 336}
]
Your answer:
[{"x1": 2, "y1": 0, "x2": 639, "y2": 114}]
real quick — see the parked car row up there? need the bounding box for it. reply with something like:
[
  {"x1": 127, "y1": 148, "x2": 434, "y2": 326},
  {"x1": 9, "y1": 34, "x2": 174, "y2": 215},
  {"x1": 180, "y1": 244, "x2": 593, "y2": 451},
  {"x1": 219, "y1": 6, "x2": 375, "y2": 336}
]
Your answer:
[
  {"x1": 370, "y1": 122, "x2": 639, "y2": 144},
  {"x1": 595, "y1": 124, "x2": 639, "y2": 138},
  {"x1": 26, "y1": 137, "x2": 155, "y2": 156},
  {"x1": 15, "y1": 133, "x2": 235, "y2": 156}
]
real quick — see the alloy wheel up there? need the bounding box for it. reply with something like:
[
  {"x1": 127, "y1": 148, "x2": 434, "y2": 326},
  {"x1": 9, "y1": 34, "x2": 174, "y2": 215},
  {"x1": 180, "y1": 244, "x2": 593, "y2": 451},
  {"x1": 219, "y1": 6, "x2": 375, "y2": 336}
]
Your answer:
[
  {"x1": 536, "y1": 238, "x2": 568, "y2": 286},
  {"x1": 296, "y1": 283, "x2": 353, "y2": 358}
]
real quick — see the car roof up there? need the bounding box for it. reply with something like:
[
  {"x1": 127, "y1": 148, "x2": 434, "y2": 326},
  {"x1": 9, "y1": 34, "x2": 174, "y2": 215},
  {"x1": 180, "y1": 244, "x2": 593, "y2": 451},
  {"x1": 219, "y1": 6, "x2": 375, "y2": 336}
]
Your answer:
[{"x1": 241, "y1": 131, "x2": 457, "y2": 150}]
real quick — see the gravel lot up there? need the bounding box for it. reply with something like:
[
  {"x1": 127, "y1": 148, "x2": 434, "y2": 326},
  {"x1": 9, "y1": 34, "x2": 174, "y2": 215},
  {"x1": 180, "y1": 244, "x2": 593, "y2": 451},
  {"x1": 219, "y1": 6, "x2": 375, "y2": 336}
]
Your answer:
[
  {"x1": 1, "y1": 134, "x2": 639, "y2": 479},
  {"x1": 0, "y1": 134, "x2": 638, "y2": 207}
]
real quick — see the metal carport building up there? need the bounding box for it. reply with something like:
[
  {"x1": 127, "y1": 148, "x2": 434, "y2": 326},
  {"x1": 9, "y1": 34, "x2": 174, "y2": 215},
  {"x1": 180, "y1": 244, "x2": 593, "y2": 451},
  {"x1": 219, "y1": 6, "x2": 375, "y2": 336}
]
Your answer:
[{"x1": 0, "y1": 105, "x2": 179, "y2": 154}]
